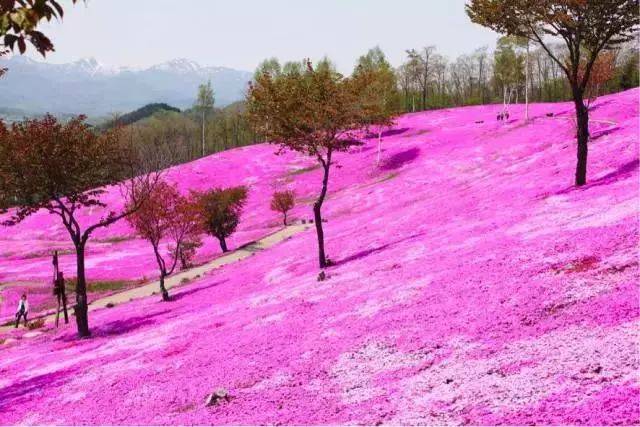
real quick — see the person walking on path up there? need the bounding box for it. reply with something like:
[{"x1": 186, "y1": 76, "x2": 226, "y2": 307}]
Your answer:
[{"x1": 15, "y1": 294, "x2": 28, "y2": 328}]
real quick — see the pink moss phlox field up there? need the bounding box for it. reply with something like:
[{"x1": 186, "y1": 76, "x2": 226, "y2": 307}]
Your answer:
[{"x1": 0, "y1": 90, "x2": 638, "y2": 425}]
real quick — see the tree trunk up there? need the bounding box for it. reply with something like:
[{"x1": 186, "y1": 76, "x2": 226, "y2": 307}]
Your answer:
[
  {"x1": 159, "y1": 272, "x2": 170, "y2": 301},
  {"x1": 283, "y1": 212, "x2": 288, "y2": 226},
  {"x1": 201, "y1": 110, "x2": 206, "y2": 158},
  {"x1": 314, "y1": 155, "x2": 331, "y2": 269},
  {"x1": 525, "y1": 42, "x2": 529, "y2": 121},
  {"x1": 55, "y1": 296, "x2": 61, "y2": 327},
  {"x1": 376, "y1": 130, "x2": 382, "y2": 166},
  {"x1": 62, "y1": 293, "x2": 69, "y2": 324},
  {"x1": 218, "y1": 236, "x2": 228, "y2": 253},
  {"x1": 503, "y1": 86, "x2": 507, "y2": 110},
  {"x1": 573, "y1": 90, "x2": 590, "y2": 186},
  {"x1": 74, "y1": 243, "x2": 90, "y2": 337}
]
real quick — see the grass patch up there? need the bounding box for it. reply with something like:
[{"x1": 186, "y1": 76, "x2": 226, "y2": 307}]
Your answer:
[
  {"x1": 22, "y1": 248, "x2": 74, "y2": 259},
  {"x1": 88, "y1": 280, "x2": 136, "y2": 293},
  {"x1": 27, "y1": 318, "x2": 45, "y2": 330},
  {"x1": 95, "y1": 235, "x2": 133, "y2": 244},
  {"x1": 65, "y1": 278, "x2": 136, "y2": 293},
  {"x1": 376, "y1": 172, "x2": 400, "y2": 183},
  {"x1": 359, "y1": 172, "x2": 401, "y2": 190},
  {"x1": 286, "y1": 164, "x2": 321, "y2": 176}
]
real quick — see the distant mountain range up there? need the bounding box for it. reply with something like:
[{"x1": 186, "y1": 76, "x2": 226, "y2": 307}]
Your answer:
[{"x1": 0, "y1": 56, "x2": 252, "y2": 118}]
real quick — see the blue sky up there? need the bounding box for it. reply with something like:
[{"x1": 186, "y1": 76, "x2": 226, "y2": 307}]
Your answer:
[{"x1": 28, "y1": 0, "x2": 499, "y2": 73}]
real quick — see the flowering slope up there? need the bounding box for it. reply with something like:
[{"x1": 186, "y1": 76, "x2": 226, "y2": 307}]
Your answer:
[{"x1": 0, "y1": 89, "x2": 638, "y2": 425}]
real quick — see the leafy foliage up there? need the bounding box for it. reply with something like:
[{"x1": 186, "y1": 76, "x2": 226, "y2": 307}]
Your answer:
[
  {"x1": 582, "y1": 51, "x2": 617, "y2": 105},
  {"x1": 0, "y1": 114, "x2": 132, "y2": 222},
  {"x1": 246, "y1": 58, "x2": 370, "y2": 268},
  {"x1": 176, "y1": 237, "x2": 202, "y2": 270},
  {"x1": 352, "y1": 46, "x2": 400, "y2": 132},
  {"x1": 127, "y1": 180, "x2": 202, "y2": 300},
  {"x1": 0, "y1": 0, "x2": 79, "y2": 56},
  {"x1": 198, "y1": 186, "x2": 248, "y2": 253},
  {"x1": 247, "y1": 58, "x2": 366, "y2": 157},
  {"x1": 270, "y1": 190, "x2": 295, "y2": 226},
  {"x1": 494, "y1": 37, "x2": 525, "y2": 98},
  {"x1": 123, "y1": 101, "x2": 255, "y2": 169}
]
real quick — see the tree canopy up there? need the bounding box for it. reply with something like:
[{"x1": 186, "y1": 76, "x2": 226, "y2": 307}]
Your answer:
[
  {"x1": 199, "y1": 186, "x2": 248, "y2": 253},
  {"x1": 127, "y1": 180, "x2": 201, "y2": 301},
  {"x1": 270, "y1": 189, "x2": 295, "y2": 226},
  {"x1": 353, "y1": 46, "x2": 400, "y2": 133},
  {"x1": 246, "y1": 58, "x2": 370, "y2": 268},
  {"x1": 1, "y1": 0, "x2": 79, "y2": 56}
]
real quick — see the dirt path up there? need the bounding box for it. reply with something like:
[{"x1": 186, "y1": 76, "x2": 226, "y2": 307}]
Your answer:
[{"x1": 1, "y1": 224, "x2": 309, "y2": 334}]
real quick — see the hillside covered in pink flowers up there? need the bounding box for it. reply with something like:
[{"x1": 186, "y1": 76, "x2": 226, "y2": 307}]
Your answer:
[{"x1": 0, "y1": 89, "x2": 638, "y2": 424}]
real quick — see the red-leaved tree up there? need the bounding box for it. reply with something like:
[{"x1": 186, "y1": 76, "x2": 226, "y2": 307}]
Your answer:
[
  {"x1": 127, "y1": 181, "x2": 202, "y2": 301},
  {"x1": 582, "y1": 51, "x2": 617, "y2": 108},
  {"x1": 270, "y1": 190, "x2": 295, "y2": 226},
  {"x1": 0, "y1": 115, "x2": 159, "y2": 337}
]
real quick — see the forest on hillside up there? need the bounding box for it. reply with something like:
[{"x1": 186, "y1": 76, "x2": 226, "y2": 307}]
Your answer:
[{"x1": 118, "y1": 37, "x2": 638, "y2": 170}]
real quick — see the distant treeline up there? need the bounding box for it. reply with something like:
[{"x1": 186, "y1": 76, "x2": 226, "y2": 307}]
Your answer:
[
  {"x1": 104, "y1": 103, "x2": 181, "y2": 128},
  {"x1": 396, "y1": 39, "x2": 639, "y2": 111},
  {"x1": 115, "y1": 101, "x2": 256, "y2": 169},
  {"x1": 111, "y1": 39, "x2": 638, "y2": 170}
]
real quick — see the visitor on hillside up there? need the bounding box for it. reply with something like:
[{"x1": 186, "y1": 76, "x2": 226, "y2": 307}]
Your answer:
[{"x1": 15, "y1": 294, "x2": 28, "y2": 328}]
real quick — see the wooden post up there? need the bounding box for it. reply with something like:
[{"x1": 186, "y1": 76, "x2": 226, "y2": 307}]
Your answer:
[{"x1": 53, "y1": 251, "x2": 60, "y2": 327}]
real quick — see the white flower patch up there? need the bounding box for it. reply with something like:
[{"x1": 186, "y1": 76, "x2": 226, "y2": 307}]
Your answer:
[
  {"x1": 392, "y1": 321, "x2": 640, "y2": 424},
  {"x1": 331, "y1": 341, "x2": 429, "y2": 405},
  {"x1": 61, "y1": 391, "x2": 86, "y2": 404},
  {"x1": 249, "y1": 371, "x2": 291, "y2": 391},
  {"x1": 508, "y1": 193, "x2": 637, "y2": 239},
  {"x1": 264, "y1": 266, "x2": 292, "y2": 285},
  {"x1": 355, "y1": 278, "x2": 429, "y2": 319},
  {"x1": 566, "y1": 197, "x2": 638, "y2": 230}
]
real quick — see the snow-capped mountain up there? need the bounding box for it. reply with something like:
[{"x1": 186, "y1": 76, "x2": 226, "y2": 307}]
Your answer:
[
  {"x1": 149, "y1": 58, "x2": 202, "y2": 74},
  {"x1": 0, "y1": 56, "x2": 252, "y2": 117}
]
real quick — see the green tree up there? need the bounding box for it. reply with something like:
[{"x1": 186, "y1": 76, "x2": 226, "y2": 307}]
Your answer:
[
  {"x1": 406, "y1": 46, "x2": 436, "y2": 110},
  {"x1": 199, "y1": 186, "x2": 248, "y2": 253},
  {"x1": 353, "y1": 46, "x2": 400, "y2": 165},
  {"x1": 494, "y1": 36, "x2": 525, "y2": 111},
  {"x1": 247, "y1": 58, "x2": 367, "y2": 268},
  {"x1": 618, "y1": 48, "x2": 640, "y2": 90},
  {"x1": 194, "y1": 80, "x2": 215, "y2": 157},
  {"x1": 254, "y1": 57, "x2": 281, "y2": 79},
  {"x1": 467, "y1": 0, "x2": 639, "y2": 186}
]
